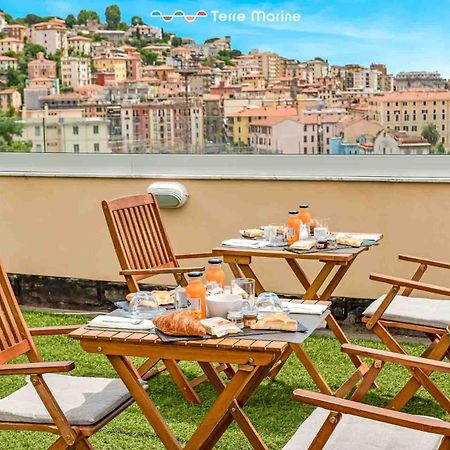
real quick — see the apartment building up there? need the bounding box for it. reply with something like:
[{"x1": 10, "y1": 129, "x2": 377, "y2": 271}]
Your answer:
[
  {"x1": 67, "y1": 36, "x2": 92, "y2": 56},
  {"x1": 96, "y1": 30, "x2": 126, "y2": 44},
  {"x1": 30, "y1": 18, "x2": 68, "y2": 54},
  {"x1": 125, "y1": 24, "x2": 163, "y2": 40},
  {"x1": 306, "y1": 58, "x2": 330, "y2": 83},
  {"x1": 370, "y1": 90, "x2": 450, "y2": 148},
  {"x1": 120, "y1": 101, "x2": 204, "y2": 153},
  {"x1": 353, "y1": 69, "x2": 380, "y2": 92},
  {"x1": 0, "y1": 37, "x2": 24, "y2": 55},
  {"x1": 232, "y1": 106, "x2": 297, "y2": 145},
  {"x1": 249, "y1": 114, "x2": 341, "y2": 154},
  {"x1": 21, "y1": 108, "x2": 108, "y2": 153},
  {"x1": 61, "y1": 57, "x2": 91, "y2": 88},
  {"x1": 28, "y1": 53, "x2": 57, "y2": 79},
  {"x1": 394, "y1": 72, "x2": 446, "y2": 92},
  {"x1": 3, "y1": 24, "x2": 27, "y2": 41},
  {"x1": 249, "y1": 51, "x2": 282, "y2": 80},
  {"x1": 0, "y1": 56, "x2": 17, "y2": 71},
  {"x1": 92, "y1": 56, "x2": 127, "y2": 81}
]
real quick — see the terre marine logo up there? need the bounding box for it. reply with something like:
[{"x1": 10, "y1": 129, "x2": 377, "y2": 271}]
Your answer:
[{"x1": 150, "y1": 10, "x2": 208, "y2": 22}]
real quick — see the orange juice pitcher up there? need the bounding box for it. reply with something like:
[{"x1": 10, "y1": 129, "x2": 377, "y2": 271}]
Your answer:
[
  {"x1": 205, "y1": 258, "x2": 226, "y2": 287},
  {"x1": 186, "y1": 272, "x2": 206, "y2": 319},
  {"x1": 287, "y1": 210, "x2": 301, "y2": 245},
  {"x1": 298, "y1": 205, "x2": 311, "y2": 229}
]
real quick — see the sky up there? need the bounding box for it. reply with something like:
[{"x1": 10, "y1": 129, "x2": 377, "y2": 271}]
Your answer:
[{"x1": 3, "y1": 0, "x2": 450, "y2": 76}]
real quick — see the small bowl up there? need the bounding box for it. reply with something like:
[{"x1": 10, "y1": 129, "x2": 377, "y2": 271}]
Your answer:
[{"x1": 206, "y1": 294, "x2": 243, "y2": 318}]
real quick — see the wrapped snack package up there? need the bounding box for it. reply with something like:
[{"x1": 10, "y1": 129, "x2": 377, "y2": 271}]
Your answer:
[{"x1": 201, "y1": 317, "x2": 242, "y2": 337}]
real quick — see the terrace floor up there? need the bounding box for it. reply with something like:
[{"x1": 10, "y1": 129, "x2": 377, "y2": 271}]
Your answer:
[{"x1": 2, "y1": 311, "x2": 449, "y2": 450}]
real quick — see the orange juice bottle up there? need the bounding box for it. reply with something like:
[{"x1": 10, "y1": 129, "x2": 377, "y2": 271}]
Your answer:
[
  {"x1": 298, "y1": 205, "x2": 311, "y2": 229},
  {"x1": 287, "y1": 211, "x2": 301, "y2": 245},
  {"x1": 186, "y1": 272, "x2": 206, "y2": 319},
  {"x1": 206, "y1": 258, "x2": 226, "y2": 287}
]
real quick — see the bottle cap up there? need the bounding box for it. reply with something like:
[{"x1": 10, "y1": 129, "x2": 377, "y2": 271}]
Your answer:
[
  {"x1": 289, "y1": 210, "x2": 298, "y2": 215},
  {"x1": 299, "y1": 204, "x2": 309, "y2": 209},
  {"x1": 187, "y1": 272, "x2": 203, "y2": 278},
  {"x1": 208, "y1": 258, "x2": 223, "y2": 265}
]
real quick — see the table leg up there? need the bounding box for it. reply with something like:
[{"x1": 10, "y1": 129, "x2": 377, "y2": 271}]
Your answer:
[
  {"x1": 107, "y1": 355, "x2": 182, "y2": 450},
  {"x1": 163, "y1": 359, "x2": 201, "y2": 404},
  {"x1": 199, "y1": 363, "x2": 274, "y2": 450},
  {"x1": 303, "y1": 263, "x2": 334, "y2": 300},
  {"x1": 267, "y1": 346, "x2": 293, "y2": 380},
  {"x1": 199, "y1": 362, "x2": 267, "y2": 448},
  {"x1": 185, "y1": 365, "x2": 267, "y2": 450},
  {"x1": 290, "y1": 344, "x2": 333, "y2": 395},
  {"x1": 228, "y1": 263, "x2": 243, "y2": 279},
  {"x1": 286, "y1": 259, "x2": 319, "y2": 300}
]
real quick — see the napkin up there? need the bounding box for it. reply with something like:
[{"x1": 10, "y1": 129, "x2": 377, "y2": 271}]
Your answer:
[
  {"x1": 87, "y1": 315, "x2": 155, "y2": 331},
  {"x1": 282, "y1": 302, "x2": 328, "y2": 315},
  {"x1": 335, "y1": 233, "x2": 382, "y2": 242},
  {"x1": 221, "y1": 239, "x2": 269, "y2": 248}
]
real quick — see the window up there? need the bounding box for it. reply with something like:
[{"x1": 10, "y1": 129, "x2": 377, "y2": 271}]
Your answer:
[
  {"x1": 36, "y1": 144, "x2": 42, "y2": 152},
  {"x1": 412, "y1": 125, "x2": 417, "y2": 132},
  {"x1": 303, "y1": 136, "x2": 307, "y2": 143},
  {"x1": 94, "y1": 143, "x2": 100, "y2": 152},
  {"x1": 73, "y1": 144, "x2": 80, "y2": 153},
  {"x1": 443, "y1": 124, "x2": 446, "y2": 131},
  {"x1": 93, "y1": 125, "x2": 99, "y2": 135},
  {"x1": 34, "y1": 126, "x2": 41, "y2": 137},
  {"x1": 73, "y1": 126, "x2": 79, "y2": 135}
]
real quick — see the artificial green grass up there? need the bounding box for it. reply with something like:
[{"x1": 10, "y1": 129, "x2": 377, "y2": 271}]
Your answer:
[{"x1": 0, "y1": 311, "x2": 448, "y2": 449}]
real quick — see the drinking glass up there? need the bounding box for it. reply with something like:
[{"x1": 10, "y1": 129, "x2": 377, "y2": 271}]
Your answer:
[
  {"x1": 264, "y1": 225, "x2": 278, "y2": 246},
  {"x1": 173, "y1": 286, "x2": 188, "y2": 310},
  {"x1": 314, "y1": 218, "x2": 330, "y2": 240},
  {"x1": 232, "y1": 278, "x2": 256, "y2": 312}
]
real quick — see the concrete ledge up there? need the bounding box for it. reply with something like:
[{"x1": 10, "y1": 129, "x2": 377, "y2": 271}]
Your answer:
[{"x1": 1, "y1": 153, "x2": 450, "y2": 182}]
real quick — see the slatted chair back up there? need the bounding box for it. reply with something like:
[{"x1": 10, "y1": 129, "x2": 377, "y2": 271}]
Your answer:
[
  {"x1": 0, "y1": 260, "x2": 41, "y2": 365},
  {"x1": 102, "y1": 194, "x2": 180, "y2": 292}
]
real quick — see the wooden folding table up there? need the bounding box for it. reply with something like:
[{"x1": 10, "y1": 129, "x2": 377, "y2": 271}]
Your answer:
[
  {"x1": 70, "y1": 308, "x2": 336, "y2": 450},
  {"x1": 211, "y1": 244, "x2": 379, "y2": 372}
]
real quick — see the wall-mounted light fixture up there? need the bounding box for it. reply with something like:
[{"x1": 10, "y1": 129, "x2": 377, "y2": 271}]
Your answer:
[{"x1": 147, "y1": 182, "x2": 189, "y2": 209}]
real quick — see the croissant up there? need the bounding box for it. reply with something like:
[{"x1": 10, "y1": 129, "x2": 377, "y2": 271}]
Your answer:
[{"x1": 153, "y1": 311, "x2": 206, "y2": 337}]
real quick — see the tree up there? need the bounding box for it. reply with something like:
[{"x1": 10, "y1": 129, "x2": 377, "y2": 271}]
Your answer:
[
  {"x1": 77, "y1": 10, "x2": 100, "y2": 25},
  {"x1": 0, "y1": 110, "x2": 31, "y2": 152},
  {"x1": 117, "y1": 21, "x2": 129, "y2": 31},
  {"x1": 171, "y1": 36, "x2": 182, "y2": 47},
  {"x1": 140, "y1": 49, "x2": 158, "y2": 65},
  {"x1": 65, "y1": 14, "x2": 76, "y2": 28},
  {"x1": 131, "y1": 16, "x2": 144, "y2": 26},
  {"x1": 105, "y1": 4, "x2": 121, "y2": 30},
  {"x1": 421, "y1": 123, "x2": 440, "y2": 147},
  {"x1": 23, "y1": 14, "x2": 46, "y2": 25},
  {"x1": 435, "y1": 142, "x2": 447, "y2": 154}
]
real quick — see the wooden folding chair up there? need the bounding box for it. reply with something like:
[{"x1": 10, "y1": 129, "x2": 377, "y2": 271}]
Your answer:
[
  {"x1": 361, "y1": 254, "x2": 450, "y2": 411},
  {"x1": 284, "y1": 343, "x2": 450, "y2": 450},
  {"x1": 0, "y1": 259, "x2": 148, "y2": 450},
  {"x1": 102, "y1": 194, "x2": 231, "y2": 404}
]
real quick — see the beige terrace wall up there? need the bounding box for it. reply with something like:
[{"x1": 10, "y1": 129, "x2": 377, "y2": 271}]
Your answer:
[{"x1": 0, "y1": 175, "x2": 449, "y2": 300}]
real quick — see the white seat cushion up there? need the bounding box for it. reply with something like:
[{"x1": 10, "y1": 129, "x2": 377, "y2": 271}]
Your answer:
[
  {"x1": 283, "y1": 408, "x2": 443, "y2": 450},
  {"x1": 0, "y1": 373, "x2": 143, "y2": 426},
  {"x1": 363, "y1": 295, "x2": 450, "y2": 329}
]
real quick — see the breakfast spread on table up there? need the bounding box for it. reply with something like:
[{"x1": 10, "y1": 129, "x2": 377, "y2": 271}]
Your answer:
[{"x1": 230, "y1": 203, "x2": 382, "y2": 252}]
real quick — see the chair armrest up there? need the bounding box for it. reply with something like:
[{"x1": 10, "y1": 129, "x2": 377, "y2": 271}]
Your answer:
[
  {"x1": 175, "y1": 252, "x2": 215, "y2": 260},
  {"x1": 292, "y1": 389, "x2": 450, "y2": 436},
  {"x1": 120, "y1": 266, "x2": 205, "y2": 277},
  {"x1": 0, "y1": 361, "x2": 75, "y2": 375},
  {"x1": 341, "y1": 344, "x2": 450, "y2": 374},
  {"x1": 399, "y1": 254, "x2": 450, "y2": 270},
  {"x1": 370, "y1": 273, "x2": 450, "y2": 296},
  {"x1": 29, "y1": 325, "x2": 83, "y2": 336}
]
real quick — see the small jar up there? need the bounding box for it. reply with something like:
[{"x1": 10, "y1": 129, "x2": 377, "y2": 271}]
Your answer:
[
  {"x1": 327, "y1": 236, "x2": 337, "y2": 250},
  {"x1": 227, "y1": 311, "x2": 244, "y2": 329},
  {"x1": 317, "y1": 238, "x2": 328, "y2": 250},
  {"x1": 243, "y1": 312, "x2": 258, "y2": 328}
]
